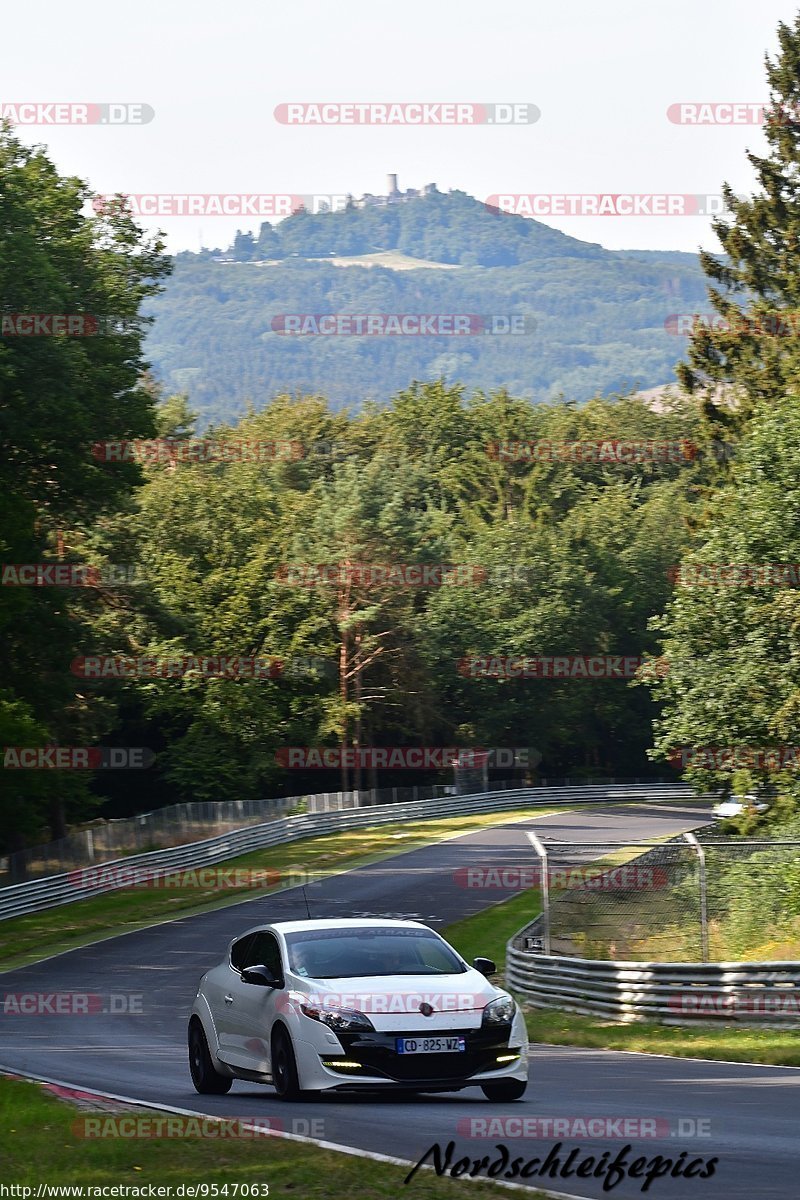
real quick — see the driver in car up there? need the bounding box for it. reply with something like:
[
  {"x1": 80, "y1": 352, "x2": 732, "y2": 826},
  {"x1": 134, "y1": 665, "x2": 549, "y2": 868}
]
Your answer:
[
  {"x1": 381, "y1": 942, "x2": 413, "y2": 975},
  {"x1": 291, "y1": 942, "x2": 316, "y2": 977}
]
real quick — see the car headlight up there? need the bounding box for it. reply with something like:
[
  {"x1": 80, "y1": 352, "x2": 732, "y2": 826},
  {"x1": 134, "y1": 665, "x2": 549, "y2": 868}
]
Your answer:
[
  {"x1": 300, "y1": 1002, "x2": 375, "y2": 1032},
  {"x1": 482, "y1": 994, "x2": 516, "y2": 1025}
]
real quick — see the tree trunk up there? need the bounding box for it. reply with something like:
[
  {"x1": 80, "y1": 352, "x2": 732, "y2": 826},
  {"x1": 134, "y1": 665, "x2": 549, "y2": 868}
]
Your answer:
[
  {"x1": 49, "y1": 794, "x2": 67, "y2": 840},
  {"x1": 338, "y1": 563, "x2": 352, "y2": 792},
  {"x1": 339, "y1": 630, "x2": 349, "y2": 792},
  {"x1": 353, "y1": 627, "x2": 363, "y2": 793}
]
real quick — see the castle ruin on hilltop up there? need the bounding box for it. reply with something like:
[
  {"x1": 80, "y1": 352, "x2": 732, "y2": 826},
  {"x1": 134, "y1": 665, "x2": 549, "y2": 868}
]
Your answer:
[{"x1": 341, "y1": 175, "x2": 441, "y2": 211}]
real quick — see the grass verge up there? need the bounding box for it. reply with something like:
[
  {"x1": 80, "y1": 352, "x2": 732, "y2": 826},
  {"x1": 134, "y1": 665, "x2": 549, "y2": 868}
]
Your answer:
[
  {"x1": 521, "y1": 1007, "x2": 800, "y2": 1066},
  {"x1": 0, "y1": 805, "x2": 563, "y2": 972},
  {"x1": 0, "y1": 1075, "x2": 551, "y2": 1195},
  {"x1": 444, "y1": 889, "x2": 542, "y2": 969}
]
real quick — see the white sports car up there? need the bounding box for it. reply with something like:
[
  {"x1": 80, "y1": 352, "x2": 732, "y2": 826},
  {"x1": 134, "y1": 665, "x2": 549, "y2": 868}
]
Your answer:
[
  {"x1": 712, "y1": 793, "x2": 770, "y2": 819},
  {"x1": 189, "y1": 917, "x2": 529, "y2": 1101}
]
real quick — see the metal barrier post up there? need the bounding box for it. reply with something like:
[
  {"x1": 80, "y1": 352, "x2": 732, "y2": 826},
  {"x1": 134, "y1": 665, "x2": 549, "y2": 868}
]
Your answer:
[
  {"x1": 683, "y1": 832, "x2": 708, "y2": 963},
  {"x1": 526, "y1": 831, "x2": 550, "y2": 955}
]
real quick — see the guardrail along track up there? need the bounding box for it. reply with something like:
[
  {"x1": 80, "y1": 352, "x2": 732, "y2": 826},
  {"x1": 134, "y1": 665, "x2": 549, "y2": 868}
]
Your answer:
[
  {"x1": 0, "y1": 783, "x2": 695, "y2": 921},
  {"x1": 506, "y1": 942, "x2": 800, "y2": 1024}
]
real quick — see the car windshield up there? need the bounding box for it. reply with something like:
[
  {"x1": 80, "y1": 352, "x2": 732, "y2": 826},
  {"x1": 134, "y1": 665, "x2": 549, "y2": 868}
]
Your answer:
[{"x1": 284, "y1": 927, "x2": 467, "y2": 979}]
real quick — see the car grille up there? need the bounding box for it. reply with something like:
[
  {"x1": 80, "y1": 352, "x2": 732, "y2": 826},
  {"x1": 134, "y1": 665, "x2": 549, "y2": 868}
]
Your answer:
[{"x1": 328, "y1": 1025, "x2": 514, "y2": 1082}]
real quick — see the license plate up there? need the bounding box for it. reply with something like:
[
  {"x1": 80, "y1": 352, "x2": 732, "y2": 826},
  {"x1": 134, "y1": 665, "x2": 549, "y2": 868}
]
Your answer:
[{"x1": 395, "y1": 1036, "x2": 466, "y2": 1055}]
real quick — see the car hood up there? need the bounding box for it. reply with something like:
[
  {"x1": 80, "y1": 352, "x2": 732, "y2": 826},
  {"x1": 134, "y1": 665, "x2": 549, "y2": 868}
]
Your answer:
[{"x1": 286, "y1": 969, "x2": 501, "y2": 1032}]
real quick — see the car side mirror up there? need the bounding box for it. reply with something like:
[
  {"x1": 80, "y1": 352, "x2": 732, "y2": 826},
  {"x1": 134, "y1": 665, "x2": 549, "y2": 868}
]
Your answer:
[
  {"x1": 241, "y1": 964, "x2": 281, "y2": 987},
  {"x1": 473, "y1": 956, "x2": 497, "y2": 977}
]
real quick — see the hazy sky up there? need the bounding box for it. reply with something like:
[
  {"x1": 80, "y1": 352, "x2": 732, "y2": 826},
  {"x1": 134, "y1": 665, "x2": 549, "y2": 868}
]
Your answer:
[{"x1": 2, "y1": 0, "x2": 798, "y2": 254}]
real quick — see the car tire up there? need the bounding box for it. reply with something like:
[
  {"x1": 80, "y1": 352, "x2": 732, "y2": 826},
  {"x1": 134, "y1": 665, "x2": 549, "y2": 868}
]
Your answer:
[
  {"x1": 189, "y1": 1019, "x2": 233, "y2": 1094},
  {"x1": 480, "y1": 1077, "x2": 527, "y2": 1102},
  {"x1": 272, "y1": 1025, "x2": 305, "y2": 1101}
]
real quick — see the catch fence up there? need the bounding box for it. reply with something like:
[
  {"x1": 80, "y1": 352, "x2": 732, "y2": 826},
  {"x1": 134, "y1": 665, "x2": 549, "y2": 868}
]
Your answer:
[{"x1": 517, "y1": 830, "x2": 800, "y2": 963}]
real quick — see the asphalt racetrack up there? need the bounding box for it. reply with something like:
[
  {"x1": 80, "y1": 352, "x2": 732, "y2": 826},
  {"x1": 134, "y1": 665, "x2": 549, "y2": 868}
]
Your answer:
[{"x1": 2, "y1": 801, "x2": 797, "y2": 1199}]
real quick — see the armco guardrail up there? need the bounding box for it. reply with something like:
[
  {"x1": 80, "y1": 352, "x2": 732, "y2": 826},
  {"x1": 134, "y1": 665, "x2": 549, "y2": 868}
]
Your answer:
[
  {"x1": 505, "y1": 942, "x2": 800, "y2": 1024},
  {"x1": 0, "y1": 783, "x2": 696, "y2": 922}
]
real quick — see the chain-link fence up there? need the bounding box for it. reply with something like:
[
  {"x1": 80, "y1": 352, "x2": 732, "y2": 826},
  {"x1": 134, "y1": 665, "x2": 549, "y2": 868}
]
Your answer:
[
  {"x1": 0, "y1": 774, "x2": 673, "y2": 888},
  {"x1": 0, "y1": 797, "x2": 298, "y2": 886},
  {"x1": 523, "y1": 830, "x2": 800, "y2": 963},
  {"x1": 0, "y1": 775, "x2": 527, "y2": 887}
]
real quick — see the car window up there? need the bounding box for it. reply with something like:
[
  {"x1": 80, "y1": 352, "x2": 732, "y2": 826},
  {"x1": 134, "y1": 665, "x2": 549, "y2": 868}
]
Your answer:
[
  {"x1": 230, "y1": 934, "x2": 255, "y2": 971},
  {"x1": 285, "y1": 928, "x2": 466, "y2": 978},
  {"x1": 244, "y1": 931, "x2": 283, "y2": 979},
  {"x1": 417, "y1": 937, "x2": 464, "y2": 972}
]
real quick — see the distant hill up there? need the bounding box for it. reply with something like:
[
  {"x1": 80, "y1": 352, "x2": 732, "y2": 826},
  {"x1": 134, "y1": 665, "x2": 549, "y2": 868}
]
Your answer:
[{"x1": 143, "y1": 189, "x2": 709, "y2": 424}]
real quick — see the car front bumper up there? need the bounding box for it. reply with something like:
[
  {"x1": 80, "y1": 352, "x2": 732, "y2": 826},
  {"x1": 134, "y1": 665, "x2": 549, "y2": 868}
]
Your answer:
[{"x1": 291, "y1": 1009, "x2": 529, "y2": 1091}]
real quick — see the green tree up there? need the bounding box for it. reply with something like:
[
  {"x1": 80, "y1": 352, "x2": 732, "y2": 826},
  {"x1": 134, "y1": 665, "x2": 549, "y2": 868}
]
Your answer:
[
  {"x1": 256, "y1": 222, "x2": 284, "y2": 259},
  {"x1": 646, "y1": 391, "x2": 800, "y2": 799},
  {"x1": 679, "y1": 13, "x2": 800, "y2": 446},
  {"x1": 85, "y1": 385, "x2": 706, "y2": 809},
  {"x1": 0, "y1": 124, "x2": 170, "y2": 846},
  {"x1": 282, "y1": 452, "x2": 446, "y2": 790}
]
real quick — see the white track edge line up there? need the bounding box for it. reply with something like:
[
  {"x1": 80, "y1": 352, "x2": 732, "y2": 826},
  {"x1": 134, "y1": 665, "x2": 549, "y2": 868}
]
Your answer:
[{"x1": 531, "y1": 1039, "x2": 800, "y2": 1071}]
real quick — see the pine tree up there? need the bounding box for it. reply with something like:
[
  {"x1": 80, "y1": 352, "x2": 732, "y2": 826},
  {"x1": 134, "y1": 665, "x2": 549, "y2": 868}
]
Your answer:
[{"x1": 679, "y1": 14, "x2": 800, "y2": 444}]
